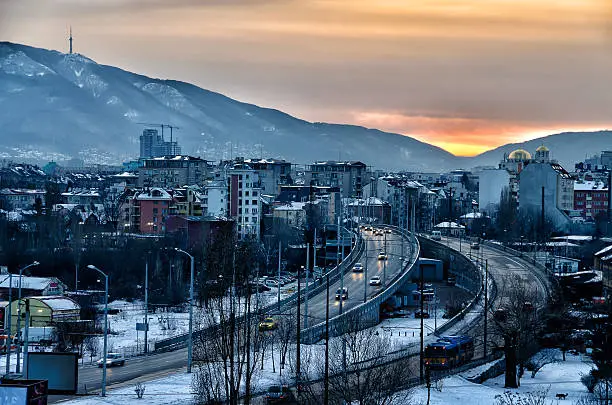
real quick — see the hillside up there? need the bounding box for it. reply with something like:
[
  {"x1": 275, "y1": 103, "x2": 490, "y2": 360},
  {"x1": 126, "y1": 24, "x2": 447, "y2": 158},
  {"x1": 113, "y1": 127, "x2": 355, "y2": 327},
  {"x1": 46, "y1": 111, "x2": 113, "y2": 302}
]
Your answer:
[{"x1": 0, "y1": 42, "x2": 456, "y2": 171}]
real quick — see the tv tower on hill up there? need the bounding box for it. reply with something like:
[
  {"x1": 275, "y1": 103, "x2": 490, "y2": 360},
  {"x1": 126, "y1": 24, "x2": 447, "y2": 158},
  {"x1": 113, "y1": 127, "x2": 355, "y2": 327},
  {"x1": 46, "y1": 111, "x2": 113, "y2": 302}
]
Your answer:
[{"x1": 69, "y1": 26, "x2": 73, "y2": 54}]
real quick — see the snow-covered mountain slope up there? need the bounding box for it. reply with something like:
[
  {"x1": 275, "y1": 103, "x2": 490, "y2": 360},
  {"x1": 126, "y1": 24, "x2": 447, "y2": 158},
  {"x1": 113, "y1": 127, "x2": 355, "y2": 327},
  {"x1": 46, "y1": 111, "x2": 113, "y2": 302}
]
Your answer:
[{"x1": 0, "y1": 42, "x2": 456, "y2": 171}]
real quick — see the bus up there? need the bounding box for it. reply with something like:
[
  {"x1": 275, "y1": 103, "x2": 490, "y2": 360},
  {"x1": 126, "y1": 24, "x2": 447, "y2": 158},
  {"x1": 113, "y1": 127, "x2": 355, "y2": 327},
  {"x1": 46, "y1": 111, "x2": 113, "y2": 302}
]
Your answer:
[{"x1": 424, "y1": 335, "x2": 474, "y2": 369}]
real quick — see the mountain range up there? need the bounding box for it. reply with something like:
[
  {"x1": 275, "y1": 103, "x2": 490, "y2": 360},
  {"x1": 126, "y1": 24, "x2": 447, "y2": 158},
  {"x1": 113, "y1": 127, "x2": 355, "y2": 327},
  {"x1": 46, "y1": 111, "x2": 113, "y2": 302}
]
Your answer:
[{"x1": 0, "y1": 41, "x2": 610, "y2": 172}]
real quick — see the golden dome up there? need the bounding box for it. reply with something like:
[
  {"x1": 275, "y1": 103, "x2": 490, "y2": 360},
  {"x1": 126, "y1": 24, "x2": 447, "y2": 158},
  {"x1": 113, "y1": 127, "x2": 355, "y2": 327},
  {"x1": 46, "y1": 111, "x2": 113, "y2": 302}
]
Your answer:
[
  {"x1": 535, "y1": 145, "x2": 549, "y2": 152},
  {"x1": 508, "y1": 149, "x2": 532, "y2": 161}
]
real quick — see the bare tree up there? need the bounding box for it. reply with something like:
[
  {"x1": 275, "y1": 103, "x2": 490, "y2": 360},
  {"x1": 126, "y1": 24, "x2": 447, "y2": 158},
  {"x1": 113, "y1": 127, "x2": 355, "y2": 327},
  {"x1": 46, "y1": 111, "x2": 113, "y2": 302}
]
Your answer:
[
  {"x1": 492, "y1": 275, "x2": 544, "y2": 388},
  {"x1": 526, "y1": 349, "x2": 558, "y2": 378},
  {"x1": 192, "y1": 284, "x2": 265, "y2": 404},
  {"x1": 325, "y1": 315, "x2": 415, "y2": 405}
]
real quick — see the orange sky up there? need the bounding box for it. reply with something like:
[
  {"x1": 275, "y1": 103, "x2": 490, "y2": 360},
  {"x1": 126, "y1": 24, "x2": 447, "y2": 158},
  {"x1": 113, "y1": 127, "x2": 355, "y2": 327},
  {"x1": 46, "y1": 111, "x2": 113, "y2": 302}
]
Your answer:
[{"x1": 2, "y1": 0, "x2": 612, "y2": 156}]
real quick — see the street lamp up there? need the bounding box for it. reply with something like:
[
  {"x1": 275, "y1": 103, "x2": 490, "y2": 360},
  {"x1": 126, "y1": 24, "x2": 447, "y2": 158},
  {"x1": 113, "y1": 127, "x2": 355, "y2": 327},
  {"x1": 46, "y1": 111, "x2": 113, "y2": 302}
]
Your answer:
[
  {"x1": 15, "y1": 261, "x2": 40, "y2": 374},
  {"x1": 86, "y1": 265, "x2": 108, "y2": 397},
  {"x1": 175, "y1": 248, "x2": 194, "y2": 374}
]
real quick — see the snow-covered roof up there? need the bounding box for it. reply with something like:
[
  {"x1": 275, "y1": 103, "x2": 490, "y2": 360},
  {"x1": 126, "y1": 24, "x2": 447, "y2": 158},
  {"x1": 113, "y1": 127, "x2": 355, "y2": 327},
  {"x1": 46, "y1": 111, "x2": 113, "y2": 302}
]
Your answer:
[
  {"x1": 344, "y1": 197, "x2": 388, "y2": 206},
  {"x1": 460, "y1": 212, "x2": 488, "y2": 219},
  {"x1": 114, "y1": 172, "x2": 138, "y2": 178},
  {"x1": 0, "y1": 188, "x2": 45, "y2": 195},
  {"x1": 0, "y1": 275, "x2": 64, "y2": 291},
  {"x1": 28, "y1": 296, "x2": 79, "y2": 311},
  {"x1": 135, "y1": 188, "x2": 172, "y2": 201},
  {"x1": 574, "y1": 181, "x2": 608, "y2": 191},
  {"x1": 551, "y1": 235, "x2": 594, "y2": 242},
  {"x1": 274, "y1": 202, "x2": 306, "y2": 211},
  {"x1": 434, "y1": 221, "x2": 465, "y2": 229}
]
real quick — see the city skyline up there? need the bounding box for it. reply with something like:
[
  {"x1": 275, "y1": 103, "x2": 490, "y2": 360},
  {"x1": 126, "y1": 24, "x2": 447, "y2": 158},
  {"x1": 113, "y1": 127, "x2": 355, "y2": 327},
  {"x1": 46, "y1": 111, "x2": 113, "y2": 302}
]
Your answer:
[{"x1": 2, "y1": 0, "x2": 612, "y2": 156}]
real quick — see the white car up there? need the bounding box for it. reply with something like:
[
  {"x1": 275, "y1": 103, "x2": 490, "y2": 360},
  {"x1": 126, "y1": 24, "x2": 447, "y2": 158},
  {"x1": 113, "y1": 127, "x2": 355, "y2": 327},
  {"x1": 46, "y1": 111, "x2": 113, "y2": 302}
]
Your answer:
[
  {"x1": 369, "y1": 276, "x2": 382, "y2": 286},
  {"x1": 377, "y1": 252, "x2": 388, "y2": 260},
  {"x1": 97, "y1": 353, "x2": 125, "y2": 367},
  {"x1": 352, "y1": 263, "x2": 364, "y2": 272}
]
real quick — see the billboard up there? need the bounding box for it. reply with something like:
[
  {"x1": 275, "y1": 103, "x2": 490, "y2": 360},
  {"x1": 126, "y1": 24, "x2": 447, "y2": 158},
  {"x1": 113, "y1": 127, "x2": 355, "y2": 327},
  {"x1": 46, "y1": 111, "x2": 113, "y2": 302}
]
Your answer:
[
  {"x1": 26, "y1": 352, "x2": 78, "y2": 394},
  {"x1": 0, "y1": 380, "x2": 48, "y2": 405}
]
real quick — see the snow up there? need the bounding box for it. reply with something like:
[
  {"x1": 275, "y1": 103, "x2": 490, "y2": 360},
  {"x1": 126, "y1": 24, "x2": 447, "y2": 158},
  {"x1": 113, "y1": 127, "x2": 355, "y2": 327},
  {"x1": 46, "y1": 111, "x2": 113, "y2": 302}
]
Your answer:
[
  {"x1": 29, "y1": 296, "x2": 79, "y2": 311},
  {"x1": 0, "y1": 275, "x2": 62, "y2": 291},
  {"x1": 405, "y1": 350, "x2": 593, "y2": 405},
  {"x1": 0, "y1": 50, "x2": 56, "y2": 77}
]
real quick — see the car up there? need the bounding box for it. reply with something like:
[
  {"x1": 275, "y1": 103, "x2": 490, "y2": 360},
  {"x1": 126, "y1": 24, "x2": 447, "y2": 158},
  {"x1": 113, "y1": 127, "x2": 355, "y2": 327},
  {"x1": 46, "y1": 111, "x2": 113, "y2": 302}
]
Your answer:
[
  {"x1": 335, "y1": 287, "x2": 348, "y2": 300},
  {"x1": 384, "y1": 229, "x2": 392, "y2": 234},
  {"x1": 376, "y1": 230, "x2": 384, "y2": 236},
  {"x1": 414, "y1": 311, "x2": 430, "y2": 319},
  {"x1": 369, "y1": 275, "x2": 382, "y2": 286},
  {"x1": 352, "y1": 262, "x2": 364, "y2": 272},
  {"x1": 258, "y1": 317, "x2": 279, "y2": 331},
  {"x1": 470, "y1": 242, "x2": 480, "y2": 250},
  {"x1": 446, "y1": 276, "x2": 456, "y2": 286},
  {"x1": 97, "y1": 353, "x2": 125, "y2": 367},
  {"x1": 265, "y1": 385, "x2": 293, "y2": 403},
  {"x1": 377, "y1": 252, "x2": 387, "y2": 260},
  {"x1": 431, "y1": 231, "x2": 442, "y2": 241}
]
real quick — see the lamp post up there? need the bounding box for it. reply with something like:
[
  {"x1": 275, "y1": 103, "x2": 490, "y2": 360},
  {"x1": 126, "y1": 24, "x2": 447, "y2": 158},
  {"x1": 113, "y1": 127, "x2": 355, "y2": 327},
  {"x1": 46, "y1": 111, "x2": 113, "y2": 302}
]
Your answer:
[
  {"x1": 15, "y1": 261, "x2": 39, "y2": 374},
  {"x1": 175, "y1": 248, "x2": 194, "y2": 373},
  {"x1": 86, "y1": 265, "x2": 108, "y2": 397}
]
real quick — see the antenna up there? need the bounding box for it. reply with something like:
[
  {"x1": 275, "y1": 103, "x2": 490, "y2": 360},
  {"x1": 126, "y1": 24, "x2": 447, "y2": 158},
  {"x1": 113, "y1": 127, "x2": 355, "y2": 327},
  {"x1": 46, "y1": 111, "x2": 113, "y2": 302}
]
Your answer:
[{"x1": 69, "y1": 26, "x2": 73, "y2": 54}]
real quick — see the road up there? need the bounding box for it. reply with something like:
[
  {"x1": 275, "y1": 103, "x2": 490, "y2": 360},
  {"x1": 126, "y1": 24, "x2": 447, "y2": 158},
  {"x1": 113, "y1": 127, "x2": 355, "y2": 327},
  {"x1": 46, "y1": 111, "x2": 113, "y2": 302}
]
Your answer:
[
  {"x1": 304, "y1": 229, "x2": 412, "y2": 327},
  {"x1": 50, "y1": 228, "x2": 415, "y2": 401}
]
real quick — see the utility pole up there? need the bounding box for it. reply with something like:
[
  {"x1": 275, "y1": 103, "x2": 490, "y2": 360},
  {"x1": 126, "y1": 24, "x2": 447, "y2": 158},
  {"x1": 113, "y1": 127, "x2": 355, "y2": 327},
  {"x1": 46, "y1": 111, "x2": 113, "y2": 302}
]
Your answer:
[
  {"x1": 277, "y1": 241, "x2": 281, "y2": 311},
  {"x1": 324, "y1": 275, "x2": 330, "y2": 405},
  {"x1": 338, "y1": 217, "x2": 344, "y2": 315},
  {"x1": 144, "y1": 260, "x2": 149, "y2": 354},
  {"x1": 5, "y1": 273, "x2": 12, "y2": 375},
  {"x1": 23, "y1": 300, "x2": 30, "y2": 378},
  {"x1": 296, "y1": 266, "x2": 301, "y2": 391},
  {"x1": 420, "y1": 266, "x2": 425, "y2": 383},
  {"x1": 304, "y1": 244, "x2": 310, "y2": 329},
  {"x1": 484, "y1": 259, "x2": 489, "y2": 358},
  {"x1": 383, "y1": 231, "x2": 387, "y2": 287},
  {"x1": 364, "y1": 236, "x2": 368, "y2": 303}
]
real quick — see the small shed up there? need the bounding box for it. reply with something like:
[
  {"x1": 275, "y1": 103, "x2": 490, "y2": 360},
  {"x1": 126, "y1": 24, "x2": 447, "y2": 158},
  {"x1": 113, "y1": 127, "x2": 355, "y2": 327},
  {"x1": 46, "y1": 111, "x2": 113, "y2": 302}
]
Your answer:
[{"x1": 8, "y1": 296, "x2": 80, "y2": 331}]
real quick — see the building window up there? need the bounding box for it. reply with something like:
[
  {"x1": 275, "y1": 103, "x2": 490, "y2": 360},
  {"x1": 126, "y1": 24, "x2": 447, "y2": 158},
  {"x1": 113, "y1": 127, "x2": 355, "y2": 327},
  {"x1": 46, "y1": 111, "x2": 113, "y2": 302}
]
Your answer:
[
  {"x1": 245, "y1": 191, "x2": 249, "y2": 196},
  {"x1": 153, "y1": 208, "x2": 158, "y2": 214},
  {"x1": 238, "y1": 208, "x2": 242, "y2": 214},
  {"x1": 154, "y1": 201, "x2": 159, "y2": 205},
  {"x1": 252, "y1": 200, "x2": 257, "y2": 205},
  {"x1": 252, "y1": 217, "x2": 258, "y2": 223},
  {"x1": 253, "y1": 191, "x2": 258, "y2": 196},
  {"x1": 239, "y1": 175, "x2": 243, "y2": 180},
  {"x1": 245, "y1": 217, "x2": 249, "y2": 222},
  {"x1": 239, "y1": 191, "x2": 242, "y2": 197},
  {"x1": 239, "y1": 182, "x2": 243, "y2": 188},
  {"x1": 246, "y1": 174, "x2": 250, "y2": 179},
  {"x1": 245, "y1": 200, "x2": 250, "y2": 205}
]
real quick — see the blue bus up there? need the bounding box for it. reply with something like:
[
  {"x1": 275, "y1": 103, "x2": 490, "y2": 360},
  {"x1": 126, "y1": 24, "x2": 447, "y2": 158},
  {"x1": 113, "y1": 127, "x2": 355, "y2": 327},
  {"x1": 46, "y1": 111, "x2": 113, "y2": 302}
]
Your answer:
[{"x1": 424, "y1": 335, "x2": 474, "y2": 369}]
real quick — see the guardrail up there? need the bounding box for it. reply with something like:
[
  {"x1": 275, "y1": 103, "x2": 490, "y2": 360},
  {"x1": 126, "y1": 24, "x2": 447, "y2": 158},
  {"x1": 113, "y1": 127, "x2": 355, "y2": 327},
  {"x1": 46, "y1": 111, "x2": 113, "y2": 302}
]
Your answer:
[
  {"x1": 154, "y1": 227, "x2": 363, "y2": 352},
  {"x1": 301, "y1": 225, "x2": 420, "y2": 343}
]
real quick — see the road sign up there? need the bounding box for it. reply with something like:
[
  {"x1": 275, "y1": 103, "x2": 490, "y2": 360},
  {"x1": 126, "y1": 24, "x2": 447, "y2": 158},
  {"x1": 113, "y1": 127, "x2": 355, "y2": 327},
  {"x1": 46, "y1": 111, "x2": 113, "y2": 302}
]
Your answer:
[{"x1": 136, "y1": 323, "x2": 149, "y2": 331}]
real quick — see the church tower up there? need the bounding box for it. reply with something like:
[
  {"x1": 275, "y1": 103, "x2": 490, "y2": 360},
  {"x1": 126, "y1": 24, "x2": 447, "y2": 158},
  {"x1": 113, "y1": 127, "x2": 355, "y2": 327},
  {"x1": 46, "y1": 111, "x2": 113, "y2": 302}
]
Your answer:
[{"x1": 69, "y1": 26, "x2": 73, "y2": 54}]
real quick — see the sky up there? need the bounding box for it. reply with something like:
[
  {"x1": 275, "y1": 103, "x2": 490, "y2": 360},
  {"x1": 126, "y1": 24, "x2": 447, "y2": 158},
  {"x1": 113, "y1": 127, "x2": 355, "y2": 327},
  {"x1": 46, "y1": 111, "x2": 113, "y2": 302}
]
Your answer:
[{"x1": 2, "y1": 0, "x2": 612, "y2": 156}]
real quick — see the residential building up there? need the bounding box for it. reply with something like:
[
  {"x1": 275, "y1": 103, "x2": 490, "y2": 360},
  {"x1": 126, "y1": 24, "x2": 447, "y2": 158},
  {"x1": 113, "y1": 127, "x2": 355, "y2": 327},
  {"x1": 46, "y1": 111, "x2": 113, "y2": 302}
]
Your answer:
[
  {"x1": 518, "y1": 160, "x2": 574, "y2": 231},
  {"x1": 0, "y1": 188, "x2": 45, "y2": 211},
  {"x1": 595, "y1": 244, "x2": 612, "y2": 297},
  {"x1": 227, "y1": 163, "x2": 262, "y2": 239},
  {"x1": 273, "y1": 202, "x2": 307, "y2": 229},
  {"x1": 478, "y1": 169, "x2": 511, "y2": 215},
  {"x1": 138, "y1": 155, "x2": 207, "y2": 188},
  {"x1": 244, "y1": 159, "x2": 293, "y2": 196},
  {"x1": 61, "y1": 189, "x2": 101, "y2": 206},
  {"x1": 306, "y1": 161, "x2": 368, "y2": 198},
  {"x1": 0, "y1": 274, "x2": 67, "y2": 298},
  {"x1": 126, "y1": 188, "x2": 172, "y2": 234},
  {"x1": 344, "y1": 197, "x2": 391, "y2": 224},
  {"x1": 574, "y1": 181, "x2": 609, "y2": 220}
]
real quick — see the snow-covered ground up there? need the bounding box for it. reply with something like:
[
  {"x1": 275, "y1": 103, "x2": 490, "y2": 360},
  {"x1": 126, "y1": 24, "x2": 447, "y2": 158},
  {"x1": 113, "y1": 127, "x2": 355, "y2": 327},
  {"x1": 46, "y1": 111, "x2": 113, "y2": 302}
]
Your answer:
[
  {"x1": 408, "y1": 350, "x2": 593, "y2": 405},
  {"x1": 59, "y1": 349, "x2": 595, "y2": 405}
]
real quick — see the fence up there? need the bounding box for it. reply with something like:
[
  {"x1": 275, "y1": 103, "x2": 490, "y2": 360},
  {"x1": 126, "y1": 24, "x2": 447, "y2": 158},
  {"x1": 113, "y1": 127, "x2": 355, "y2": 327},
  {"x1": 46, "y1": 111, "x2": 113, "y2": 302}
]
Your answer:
[
  {"x1": 154, "y1": 227, "x2": 363, "y2": 352},
  {"x1": 301, "y1": 225, "x2": 420, "y2": 343}
]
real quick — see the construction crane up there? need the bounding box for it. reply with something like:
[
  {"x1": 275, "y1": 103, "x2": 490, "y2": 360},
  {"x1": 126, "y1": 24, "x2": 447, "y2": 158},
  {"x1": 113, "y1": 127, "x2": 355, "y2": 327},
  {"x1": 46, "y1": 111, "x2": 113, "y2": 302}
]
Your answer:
[{"x1": 137, "y1": 123, "x2": 180, "y2": 144}]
